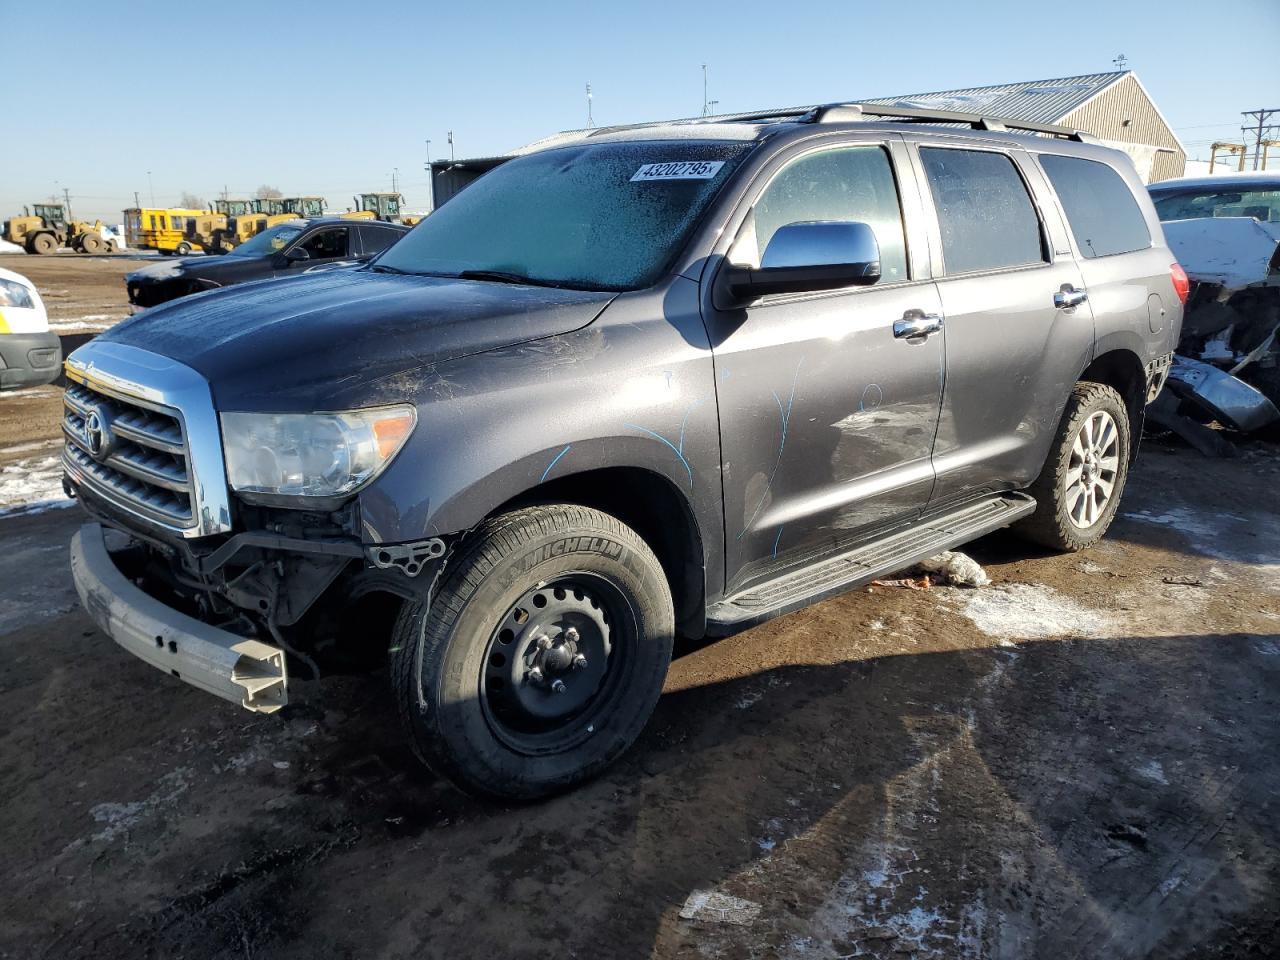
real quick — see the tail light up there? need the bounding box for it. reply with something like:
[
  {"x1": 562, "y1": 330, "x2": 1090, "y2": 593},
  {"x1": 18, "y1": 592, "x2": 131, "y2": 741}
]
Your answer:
[{"x1": 1170, "y1": 262, "x2": 1190, "y2": 305}]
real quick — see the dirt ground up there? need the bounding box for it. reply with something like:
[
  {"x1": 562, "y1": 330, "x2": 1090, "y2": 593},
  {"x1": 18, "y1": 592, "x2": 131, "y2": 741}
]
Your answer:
[{"x1": 1, "y1": 259, "x2": 1278, "y2": 960}]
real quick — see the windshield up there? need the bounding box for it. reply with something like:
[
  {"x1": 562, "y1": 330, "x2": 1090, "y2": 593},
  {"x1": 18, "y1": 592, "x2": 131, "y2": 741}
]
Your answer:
[
  {"x1": 1151, "y1": 185, "x2": 1280, "y2": 223},
  {"x1": 230, "y1": 222, "x2": 303, "y2": 257},
  {"x1": 374, "y1": 140, "x2": 754, "y2": 290}
]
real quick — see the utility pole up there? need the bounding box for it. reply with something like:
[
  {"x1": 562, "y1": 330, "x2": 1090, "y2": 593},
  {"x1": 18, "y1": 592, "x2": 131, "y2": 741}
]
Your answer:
[
  {"x1": 392, "y1": 167, "x2": 399, "y2": 193},
  {"x1": 133, "y1": 191, "x2": 140, "y2": 208},
  {"x1": 586, "y1": 82, "x2": 594, "y2": 129},
  {"x1": 448, "y1": 131, "x2": 454, "y2": 161},
  {"x1": 62, "y1": 188, "x2": 72, "y2": 220},
  {"x1": 701, "y1": 63, "x2": 709, "y2": 116},
  {"x1": 147, "y1": 170, "x2": 154, "y2": 206},
  {"x1": 424, "y1": 139, "x2": 433, "y2": 213},
  {"x1": 1242, "y1": 108, "x2": 1279, "y2": 170}
]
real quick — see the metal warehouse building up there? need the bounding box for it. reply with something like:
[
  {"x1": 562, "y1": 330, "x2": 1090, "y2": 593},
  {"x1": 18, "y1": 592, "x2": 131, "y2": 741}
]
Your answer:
[
  {"x1": 863, "y1": 71, "x2": 1187, "y2": 183},
  {"x1": 430, "y1": 69, "x2": 1186, "y2": 205}
]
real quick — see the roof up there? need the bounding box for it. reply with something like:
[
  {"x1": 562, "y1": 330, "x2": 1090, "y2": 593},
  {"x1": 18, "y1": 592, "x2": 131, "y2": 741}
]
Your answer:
[
  {"x1": 863, "y1": 72, "x2": 1128, "y2": 125},
  {"x1": 1147, "y1": 172, "x2": 1280, "y2": 192}
]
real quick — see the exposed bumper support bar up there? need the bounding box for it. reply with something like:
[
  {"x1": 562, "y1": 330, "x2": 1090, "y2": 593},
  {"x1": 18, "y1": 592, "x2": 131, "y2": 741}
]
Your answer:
[{"x1": 70, "y1": 522, "x2": 288, "y2": 713}]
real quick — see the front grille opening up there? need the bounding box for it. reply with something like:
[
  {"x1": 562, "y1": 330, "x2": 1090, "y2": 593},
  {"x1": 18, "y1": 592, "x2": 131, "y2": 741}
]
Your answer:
[{"x1": 62, "y1": 381, "x2": 195, "y2": 529}]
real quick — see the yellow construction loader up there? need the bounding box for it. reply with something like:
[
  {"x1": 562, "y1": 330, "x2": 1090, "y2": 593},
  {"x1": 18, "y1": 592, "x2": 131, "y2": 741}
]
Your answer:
[{"x1": 3, "y1": 203, "x2": 114, "y2": 255}]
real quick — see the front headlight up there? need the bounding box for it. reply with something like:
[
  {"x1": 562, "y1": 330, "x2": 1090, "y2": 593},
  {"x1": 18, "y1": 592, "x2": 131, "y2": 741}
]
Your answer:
[{"x1": 221, "y1": 406, "x2": 416, "y2": 500}]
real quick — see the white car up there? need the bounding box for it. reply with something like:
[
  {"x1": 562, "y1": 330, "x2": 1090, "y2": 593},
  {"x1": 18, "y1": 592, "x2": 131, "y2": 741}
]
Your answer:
[{"x1": 0, "y1": 267, "x2": 61, "y2": 389}]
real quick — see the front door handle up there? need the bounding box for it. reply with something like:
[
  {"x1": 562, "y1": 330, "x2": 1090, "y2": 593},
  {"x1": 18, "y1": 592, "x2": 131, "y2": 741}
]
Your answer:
[
  {"x1": 893, "y1": 311, "x2": 944, "y2": 340},
  {"x1": 1054, "y1": 284, "x2": 1088, "y2": 309}
]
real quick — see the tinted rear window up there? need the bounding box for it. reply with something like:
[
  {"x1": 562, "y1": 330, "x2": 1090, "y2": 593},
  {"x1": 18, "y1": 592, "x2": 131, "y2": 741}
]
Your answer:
[
  {"x1": 1040, "y1": 154, "x2": 1151, "y2": 258},
  {"x1": 919, "y1": 148, "x2": 1045, "y2": 274}
]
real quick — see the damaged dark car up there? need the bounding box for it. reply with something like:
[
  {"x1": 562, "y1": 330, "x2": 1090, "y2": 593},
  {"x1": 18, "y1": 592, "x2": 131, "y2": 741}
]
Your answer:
[
  {"x1": 124, "y1": 218, "x2": 410, "y2": 308},
  {"x1": 1147, "y1": 173, "x2": 1280, "y2": 446},
  {"x1": 64, "y1": 105, "x2": 1182, "y2": 799}
]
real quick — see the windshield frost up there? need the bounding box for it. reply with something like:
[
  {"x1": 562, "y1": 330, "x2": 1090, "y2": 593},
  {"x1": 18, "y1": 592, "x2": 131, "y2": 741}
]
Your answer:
[{"x1": 375, "y1": 140, "x2": 753, "y2": 290}]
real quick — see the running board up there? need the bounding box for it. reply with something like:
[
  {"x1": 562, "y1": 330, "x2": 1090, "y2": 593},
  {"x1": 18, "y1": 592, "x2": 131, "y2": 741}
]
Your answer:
[{"x1": 707, "y1": 492, "x2": 1036, "y2": 634}]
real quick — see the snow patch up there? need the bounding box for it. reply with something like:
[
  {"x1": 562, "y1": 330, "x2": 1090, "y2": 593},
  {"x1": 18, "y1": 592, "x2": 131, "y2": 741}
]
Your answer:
[
  {"x1": 0, "y1": 239, "x2": 24, "y2": 254},
  {"x1": 959, "y1": 584, "x2": 1114, "y2": 642},
  {"x1": 88, "y1": 767, "x2": 193, "y2": 843},
  {"x1": 0, "y1": 455, "x2": 72, "y2": 518},
  {"x1": 1124, "y1": 505, "x2": 1280, "y2": 569},
  {"x1": 1135, "y1": 760, "x2": 1169, "y2": 785}
]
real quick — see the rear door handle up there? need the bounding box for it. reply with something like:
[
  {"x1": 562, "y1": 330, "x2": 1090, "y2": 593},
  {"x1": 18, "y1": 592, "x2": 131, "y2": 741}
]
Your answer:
[
  {"x1": 1054, "y1": 284, "x2": 1088, "y2": 309},
  {"x1": 893, "y1": 311, "x2": 944, "y2": 340}
]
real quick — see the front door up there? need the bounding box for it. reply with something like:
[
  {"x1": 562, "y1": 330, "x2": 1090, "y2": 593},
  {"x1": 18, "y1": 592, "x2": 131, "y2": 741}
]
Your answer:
[{"x1": 709, "y1": 140, "x2": 945, "y2": 594}]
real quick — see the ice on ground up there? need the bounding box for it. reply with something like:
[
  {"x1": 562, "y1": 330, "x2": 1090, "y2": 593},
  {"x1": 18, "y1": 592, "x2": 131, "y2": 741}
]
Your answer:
[
  {"x1": 88, "y1": 768, "x2": 192, "y2": 844},
  {"x1": 0, "y1": 239, "x2": 24, "y2": 254},
  {"x1": 960, "y1": 583, "x2": 1114, "y2": 642},
  {"x1": 0, "y1": 455, "x2": 72, "y2": 518},
  {"x1": 679, "y1": 890, "x2": 762, "y2": 925},
  {"x1": 1124, "y1": 505, "x2": 1280, "y2": 569},
  {"x1": 48, "y1": 315, "x2": 122, "y2": 332},
  {"x1": 1136, "y1": 760, "x2": 1169, "y2": 785}
]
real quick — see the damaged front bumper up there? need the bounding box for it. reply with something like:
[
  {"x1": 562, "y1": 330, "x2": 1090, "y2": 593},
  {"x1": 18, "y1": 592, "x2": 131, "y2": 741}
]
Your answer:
[{"x1": 70, "y1": 522, "x2": 289, "y2": 713}]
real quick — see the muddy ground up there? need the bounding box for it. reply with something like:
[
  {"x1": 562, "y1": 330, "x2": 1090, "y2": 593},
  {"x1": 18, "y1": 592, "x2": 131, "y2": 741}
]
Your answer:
[{"x1": 0, "y1": 259, "x2": 1278, "y2": 959}]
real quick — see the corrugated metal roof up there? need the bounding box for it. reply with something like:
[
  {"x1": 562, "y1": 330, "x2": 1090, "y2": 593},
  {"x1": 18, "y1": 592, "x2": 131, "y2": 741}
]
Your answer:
[{"x1": 863, "y1": 72, "x2": 1127, "y2": 125}]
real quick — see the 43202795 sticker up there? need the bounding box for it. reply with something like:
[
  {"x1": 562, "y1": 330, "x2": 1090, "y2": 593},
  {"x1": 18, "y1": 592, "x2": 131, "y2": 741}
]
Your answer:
[{"x1": 631, "y1": 161, "x2": 726, "y2": 182}]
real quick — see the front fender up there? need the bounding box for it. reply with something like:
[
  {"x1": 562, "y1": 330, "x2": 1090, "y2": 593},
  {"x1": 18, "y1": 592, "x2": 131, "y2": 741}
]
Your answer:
[{"x1": 355, "y1": 276, "x2": 725, "y2": 590}]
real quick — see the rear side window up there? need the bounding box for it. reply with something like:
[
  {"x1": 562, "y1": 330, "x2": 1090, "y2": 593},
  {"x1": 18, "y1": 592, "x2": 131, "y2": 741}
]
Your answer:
[
  {"x1": 745, "y1": 145, "x2": 909, "y2": 283},
  {"x1": 920, "y1": 148, "x2": 1045, "y2": 274},
  {"x1": 1040, "y1": 154, "x2": 1151, "y2": 258},
  {"x1": 360, "y1": 225, "x2": 404, "y2": 256}
]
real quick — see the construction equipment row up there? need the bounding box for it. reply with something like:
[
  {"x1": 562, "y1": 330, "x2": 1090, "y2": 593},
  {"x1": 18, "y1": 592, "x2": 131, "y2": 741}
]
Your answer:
[
  {"x1": 126, "y1": 193, "x2": 420, "y2": 256},
  {"x1": 3, "y1": 193, "x2": 421, "y2": 256}
]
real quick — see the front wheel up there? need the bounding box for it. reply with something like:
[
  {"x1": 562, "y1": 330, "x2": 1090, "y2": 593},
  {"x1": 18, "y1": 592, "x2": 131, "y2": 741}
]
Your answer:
[
  {"x1": 391, "y1": 504, "x2": 674, "y2": 800},
  {"x1": 1016, "y1": 382, "x2": 1131, "y2": 551}
]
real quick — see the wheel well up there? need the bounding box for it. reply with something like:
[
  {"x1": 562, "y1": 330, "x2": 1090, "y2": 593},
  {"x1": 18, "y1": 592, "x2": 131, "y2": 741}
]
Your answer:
[
  {"x1": 496, "y1": 467, "x2": 706, "y2": 638},
  {"x1": 1080, "y1": 349, "x2": 1146, "y2": 459}
]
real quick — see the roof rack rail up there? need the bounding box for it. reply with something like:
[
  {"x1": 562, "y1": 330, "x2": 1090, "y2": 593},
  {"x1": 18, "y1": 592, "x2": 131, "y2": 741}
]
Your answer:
[{"x1": 804, "y1": 102, "x2": 1098, "y2": 142}]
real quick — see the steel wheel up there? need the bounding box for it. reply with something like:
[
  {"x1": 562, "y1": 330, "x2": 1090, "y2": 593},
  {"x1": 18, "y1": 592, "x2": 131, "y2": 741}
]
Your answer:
[
  {"x1": 479, "y1": 573, "x2": 630, "y2": 755},
  {"x1": 1065, "y1": 409, "x2": 1120, "y2": 529}
]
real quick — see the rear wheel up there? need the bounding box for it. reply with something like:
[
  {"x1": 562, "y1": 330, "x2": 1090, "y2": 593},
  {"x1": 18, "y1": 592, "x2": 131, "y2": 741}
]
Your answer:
[
  {"x1": 391, "y1": 504, "x2": 674, "y2": 800},
  {"x1": 175, "y1": 241, "x2": 192, "y2": 255},
  {"x1": 1016, "y1": 382, "x2": 1131, "y2": 551},
  {"x1": 29, "y1": 232, "x2": 57, "y2": 255}
]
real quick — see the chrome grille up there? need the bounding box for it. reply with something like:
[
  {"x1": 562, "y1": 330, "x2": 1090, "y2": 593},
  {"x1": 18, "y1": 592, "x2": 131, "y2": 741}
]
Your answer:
[{"x1": 63, "y1": 380, "x2": 195, "y2": 529}]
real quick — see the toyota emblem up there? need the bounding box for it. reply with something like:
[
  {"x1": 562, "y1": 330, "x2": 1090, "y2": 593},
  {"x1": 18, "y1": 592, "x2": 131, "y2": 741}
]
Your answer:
[{"x1": 84, "y1": 409, "x2": 111, "y2": 461}]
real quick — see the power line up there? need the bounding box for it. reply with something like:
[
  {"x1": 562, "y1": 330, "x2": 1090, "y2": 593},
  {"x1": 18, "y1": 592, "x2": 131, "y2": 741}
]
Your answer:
[{"x1": 1242, "y1": 108, "x2": 1279, "y2": 170}]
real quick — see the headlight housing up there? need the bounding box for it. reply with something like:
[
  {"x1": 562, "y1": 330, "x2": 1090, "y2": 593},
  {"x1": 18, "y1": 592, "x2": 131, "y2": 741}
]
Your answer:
[{"x1": 221, "y1": 406, "x2": 416, "y2": 501}]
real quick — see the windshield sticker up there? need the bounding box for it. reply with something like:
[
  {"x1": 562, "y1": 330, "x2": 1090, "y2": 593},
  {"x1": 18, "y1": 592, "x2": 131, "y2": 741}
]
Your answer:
[{"x1": 631, "y1": 161, "x2": 725, "y2": 182}]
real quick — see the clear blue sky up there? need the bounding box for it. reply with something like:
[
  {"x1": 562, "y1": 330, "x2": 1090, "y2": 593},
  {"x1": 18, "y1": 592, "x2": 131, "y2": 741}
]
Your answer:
[{"x1": 4, "y1": 0, "x2": 1277, "y2": 221}]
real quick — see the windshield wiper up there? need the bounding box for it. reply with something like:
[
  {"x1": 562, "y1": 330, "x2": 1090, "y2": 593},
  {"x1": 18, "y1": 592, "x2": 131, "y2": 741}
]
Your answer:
[
  {"x1": 367, "y1": 263, "x2": 410, "y2": 275},
  {"x1": 457, "y1": 269, "x2": 564, "y2": 288}
]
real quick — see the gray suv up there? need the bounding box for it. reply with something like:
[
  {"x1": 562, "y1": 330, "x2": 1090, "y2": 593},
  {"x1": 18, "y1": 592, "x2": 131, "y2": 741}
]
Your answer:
[{"x1": 63, "y1": 102, "x2": 1182, "y2": 799}]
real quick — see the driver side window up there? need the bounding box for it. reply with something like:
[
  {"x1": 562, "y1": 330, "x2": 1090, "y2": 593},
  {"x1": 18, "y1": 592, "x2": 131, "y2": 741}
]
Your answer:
[
  {"x1": 299, "y1": 227, "x2": 347, "y2": 259},
  {"x1": 735, "y1": 145, "x2": 909, "y2": 282}
]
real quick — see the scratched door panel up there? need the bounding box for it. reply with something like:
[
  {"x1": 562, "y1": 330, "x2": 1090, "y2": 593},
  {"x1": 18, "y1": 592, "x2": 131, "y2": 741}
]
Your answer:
[{"x1": 712, "y1": 281, "x2": 945, "y2": 595}]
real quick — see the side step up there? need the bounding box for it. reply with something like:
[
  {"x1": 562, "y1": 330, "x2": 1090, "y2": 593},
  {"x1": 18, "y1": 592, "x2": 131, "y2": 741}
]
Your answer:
[{"x1": 707, "y1": 492, "x2": 1036, "y2": 634}]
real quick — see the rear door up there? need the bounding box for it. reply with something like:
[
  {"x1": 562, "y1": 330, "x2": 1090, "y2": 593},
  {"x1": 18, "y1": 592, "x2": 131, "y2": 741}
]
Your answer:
[
  {"x1": 708, "y1": 135, "x2": 945, "y2": 593},
  {"x1": 908, "y1": 139, "x2": 1094, "y2": 510},
  {"x1": 1034, "y1": 151, "x2": 1174, "y2": 365}
]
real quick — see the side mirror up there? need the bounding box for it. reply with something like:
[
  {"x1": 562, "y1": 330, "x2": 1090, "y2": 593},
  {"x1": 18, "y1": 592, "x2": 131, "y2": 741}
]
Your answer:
[
  {"x1": 724, "y1": 221, "x2": 881, "y2": 301},
  {"x1": 283, "y1": 246, "x2": 311, "y2": 264}
]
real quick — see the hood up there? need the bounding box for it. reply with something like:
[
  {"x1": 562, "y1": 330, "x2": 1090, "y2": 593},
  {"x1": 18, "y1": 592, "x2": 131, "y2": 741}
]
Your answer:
[
  {"x1": 1163, "y1": 217, "x2": 1280, "y2": 290},
  {"x1": 96, "y1": 269, "x2": 615, "y2": 410},
  {"x1": 126, "y1": 254, "x2": 251, "y2": 284}
]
